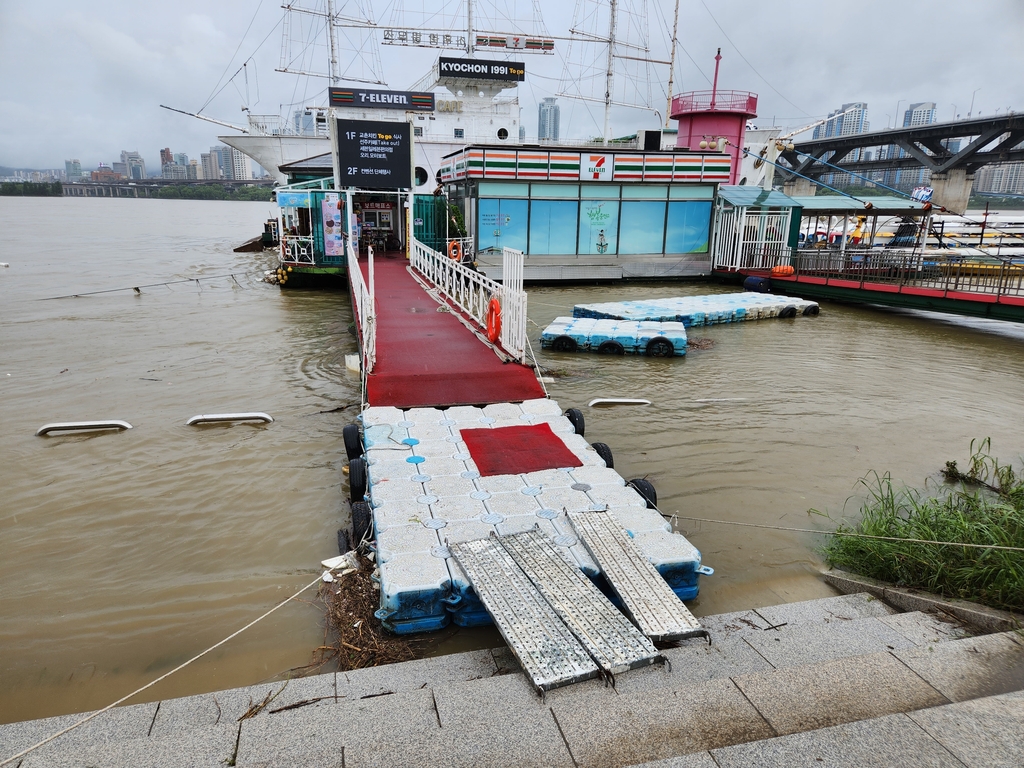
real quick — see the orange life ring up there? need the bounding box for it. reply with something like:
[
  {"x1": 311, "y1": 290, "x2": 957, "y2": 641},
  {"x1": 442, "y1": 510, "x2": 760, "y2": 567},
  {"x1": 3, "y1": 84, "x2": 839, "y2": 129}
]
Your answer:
[
  {"x1": 771, "y1": 265, "x2": 795, "y2": 277},
  {"x1": 486, "y1": 296, "x2": 502, "y2": 343},
  {"x1": 448, "y1": 240, "x2": 463, "y2": 261}
]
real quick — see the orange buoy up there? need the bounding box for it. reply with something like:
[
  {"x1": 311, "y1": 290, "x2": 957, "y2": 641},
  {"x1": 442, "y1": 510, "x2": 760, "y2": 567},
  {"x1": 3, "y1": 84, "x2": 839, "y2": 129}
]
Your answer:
[
  {"x1": 486, "y1": 296, "x2": 502, "y2": 343},
  {"x1": 770, "y1": 265, "x2": 795, "y2": 277},
  {"x1": 448, "y1": 240, "x2": 463, "y2": 261}
]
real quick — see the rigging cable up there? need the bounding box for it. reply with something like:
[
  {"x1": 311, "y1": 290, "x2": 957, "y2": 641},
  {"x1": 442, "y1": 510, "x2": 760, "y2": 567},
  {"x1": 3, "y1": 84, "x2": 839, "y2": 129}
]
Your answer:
[
  {"x1": 697, "y1": 0, "x2": 809, "y2": 117},
  {"x1": 198, "y1": 0, "x2": 267, "y2": 113}
]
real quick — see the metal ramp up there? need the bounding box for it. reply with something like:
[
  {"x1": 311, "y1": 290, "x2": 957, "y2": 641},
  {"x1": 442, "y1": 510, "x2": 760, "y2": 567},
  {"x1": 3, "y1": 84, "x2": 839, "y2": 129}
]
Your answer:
[
  {"x1": 568, "y1": 509, "x2": 705, "y2": 641},
  {"x1": 449, "y1": 537, "x2": 600, "y2": 692},
  {"x1": 500, "y1": 529, "x2": 661, "y2": 676}
]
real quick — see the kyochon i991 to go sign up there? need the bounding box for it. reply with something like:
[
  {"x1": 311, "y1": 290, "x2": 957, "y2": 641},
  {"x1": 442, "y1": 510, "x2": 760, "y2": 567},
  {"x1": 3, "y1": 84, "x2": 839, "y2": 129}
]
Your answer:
[
  {"x1": 334, "y1": 119, "x2": 412, "y2": 189},
  {"x1": 438, "y1": 57, "x2": 525, "y2": 81}
]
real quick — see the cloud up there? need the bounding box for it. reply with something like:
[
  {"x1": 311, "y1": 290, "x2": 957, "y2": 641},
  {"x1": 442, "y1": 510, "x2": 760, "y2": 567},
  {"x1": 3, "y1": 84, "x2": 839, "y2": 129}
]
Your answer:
[{"x1": 1, "y1": 0, "x2": 1021, "y2": 169}]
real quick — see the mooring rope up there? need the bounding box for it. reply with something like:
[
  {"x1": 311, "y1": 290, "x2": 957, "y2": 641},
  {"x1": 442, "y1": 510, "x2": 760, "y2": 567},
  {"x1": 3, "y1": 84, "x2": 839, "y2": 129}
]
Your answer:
[
  {"x1": 0, "y1": 575, "x2": 322, "y2": 767},
  {"x1": 38, "y1": 272, "x2": 262, "y2": 301},
  {"x1": 668, "y1": 514, "x2": 1024, "y2": 553}
]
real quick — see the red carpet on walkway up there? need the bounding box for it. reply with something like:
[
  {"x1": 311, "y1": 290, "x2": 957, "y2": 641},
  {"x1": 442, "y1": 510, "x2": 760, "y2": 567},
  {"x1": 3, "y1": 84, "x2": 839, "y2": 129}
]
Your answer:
[
  {"x1": 359, "y1": 257, "x2": 545, "y2": 408},
  {"x1": 460, "y1": 424, "x2": 582, "y2": 476}
]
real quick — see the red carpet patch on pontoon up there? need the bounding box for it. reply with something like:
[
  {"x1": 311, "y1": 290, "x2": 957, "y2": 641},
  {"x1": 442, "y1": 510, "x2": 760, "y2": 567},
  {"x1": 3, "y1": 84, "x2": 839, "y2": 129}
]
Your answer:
[
  {"x1": 460, "y1": 423, "x2": 583, "y2": 477},
  {"x1": 360, "y1": 258, "x2": 545, "y2": 408}
]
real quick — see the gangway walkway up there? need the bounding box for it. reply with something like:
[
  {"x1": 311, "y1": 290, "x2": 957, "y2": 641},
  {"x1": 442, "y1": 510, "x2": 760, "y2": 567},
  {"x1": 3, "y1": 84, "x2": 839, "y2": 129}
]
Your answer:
[
  {"x1": 348, "y1": 241, "x2": 706, "y2": 693},
  {"x1": 357, "y1": 254, "x2": 543, "y2": 408}
]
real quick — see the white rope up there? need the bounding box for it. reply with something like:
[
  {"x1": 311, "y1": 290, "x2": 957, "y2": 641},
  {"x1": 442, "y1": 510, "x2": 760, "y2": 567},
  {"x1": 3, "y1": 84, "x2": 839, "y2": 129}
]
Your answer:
[
  {"x1": 670, "y1": 514, "x2": 1024, "y2": 553},
  {"x1": 0, "y1": 576, "x2": 322, "y2": 767}
]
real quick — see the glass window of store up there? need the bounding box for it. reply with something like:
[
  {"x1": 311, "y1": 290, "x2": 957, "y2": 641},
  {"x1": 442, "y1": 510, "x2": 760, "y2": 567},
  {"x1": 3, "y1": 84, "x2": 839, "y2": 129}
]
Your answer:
[
  {"x1": 578, "y1": 199, "x2": 620, "y2": 255},
  {"x1": 619, "y1": 201, "x2": 668, "y2": 254},
  {"x1": 665, "y1": 201, "x2": 713, "y2": 253},
  {"x1": 529, "y1": 200, "x2": 578, "y2": 254},
  {"x1": 477, "y1": 198, "x2": 528, "y2": 254}
]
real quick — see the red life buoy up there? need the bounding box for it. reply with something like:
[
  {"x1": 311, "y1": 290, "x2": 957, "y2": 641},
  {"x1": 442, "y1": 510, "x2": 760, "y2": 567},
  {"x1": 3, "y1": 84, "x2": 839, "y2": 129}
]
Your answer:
[
  {"x1": 486, "y1": 296, "x2": 502, "y2": 343},
  {"x1": 448, "y1": 241, "x2": 463, "y2": 261}
]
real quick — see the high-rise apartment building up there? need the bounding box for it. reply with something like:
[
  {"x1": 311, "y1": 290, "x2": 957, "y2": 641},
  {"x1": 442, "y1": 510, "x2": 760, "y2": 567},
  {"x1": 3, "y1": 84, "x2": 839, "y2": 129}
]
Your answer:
[
  {"x1": 120, "y1": 151, "x2": 147, "y2": 179},
  {"x1": 813, "y1": 102, "x2": 869, "y2": 140},
  {"x1": 159, "y1": 148, "x2": 173, "y2": 167},
  {"x1": 200, "y1": 152, "x2": 218, "y2": 180},
  {"x1": 231, "y1": 148, "x2": 252, "y2": 180},
  {"x1": 173, "y1": 152, "x2": 189, "y2": 167},
  {"x1": 293, "y1": 109, "x2": 315, "y2": 135},
  {"x1": 538, "y1": 97, "x2": 560, "y2": 141},
  {"x1": 64, "y1": 159, "x2": 82, "y2": 180},
  {"x1": 813, "y1": 103, "x2": 869, "y2": 184},
  {"x1": 903, "y1": 102, "x2": 937, "y2": 128}
]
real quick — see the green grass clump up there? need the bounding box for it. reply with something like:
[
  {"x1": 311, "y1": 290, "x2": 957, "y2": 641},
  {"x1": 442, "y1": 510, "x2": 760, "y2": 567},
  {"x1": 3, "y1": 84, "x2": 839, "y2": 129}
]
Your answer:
[{"x1": 823, "y1": 439, "x2": 1024, "y2": 612}]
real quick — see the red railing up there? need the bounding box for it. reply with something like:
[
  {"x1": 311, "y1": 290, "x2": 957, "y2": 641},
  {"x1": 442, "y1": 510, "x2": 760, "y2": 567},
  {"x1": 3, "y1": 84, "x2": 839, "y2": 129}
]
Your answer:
[{"x1": 671, "y1": 90, "x2": 757, "y2": 115}]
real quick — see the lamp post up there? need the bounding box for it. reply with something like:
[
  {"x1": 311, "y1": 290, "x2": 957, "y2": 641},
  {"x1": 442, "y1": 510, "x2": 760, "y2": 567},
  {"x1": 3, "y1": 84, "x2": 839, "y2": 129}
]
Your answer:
[
  {"x1": 951, "y1": 104, "x2": 957, "y2": 121},
  {"x1": 895, "y1": 100, "x2": 904, "y2": 128},
  {"x1": 969, "y1": 88, "x2": 980, "y2": 118}
]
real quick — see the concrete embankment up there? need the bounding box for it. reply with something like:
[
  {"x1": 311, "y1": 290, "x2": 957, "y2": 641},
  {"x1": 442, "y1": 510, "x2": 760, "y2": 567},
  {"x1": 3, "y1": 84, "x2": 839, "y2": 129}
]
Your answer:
[{"x1": 2, "y1": 591, "x2": 1022, "y2": 767}]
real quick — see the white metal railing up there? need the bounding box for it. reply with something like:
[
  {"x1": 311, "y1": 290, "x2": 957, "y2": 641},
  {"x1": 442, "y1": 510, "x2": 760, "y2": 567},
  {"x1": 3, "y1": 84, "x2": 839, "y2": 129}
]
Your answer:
[
  {"x1": 281, "y1": 235, "x2": 315, "y2": 264},
  {"x1": 348, "y1": 239, "x2": 376, "y2": 373},
  {"x1": 410, "y1": 238, "x2": 527, "y2": 363},
  {"x1": 500, "y1": 247, "x2": 526, "y2": 362},
  {"x1": 446, "y1": 237, "x2": 475, "y2": 261},
  {"x1": 713, "y1": 207, "x2": 793, "y2": 272}
]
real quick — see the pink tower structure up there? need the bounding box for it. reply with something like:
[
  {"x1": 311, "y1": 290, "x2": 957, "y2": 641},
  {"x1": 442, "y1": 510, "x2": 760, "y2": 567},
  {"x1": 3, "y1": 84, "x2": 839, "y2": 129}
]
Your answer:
[{"x1": 671, "y1": 49, "x2": 757, "y2": 185}]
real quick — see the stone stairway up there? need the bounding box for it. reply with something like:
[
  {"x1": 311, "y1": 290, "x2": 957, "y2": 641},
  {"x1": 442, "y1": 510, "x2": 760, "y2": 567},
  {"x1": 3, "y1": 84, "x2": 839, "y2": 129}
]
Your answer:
[{"x1": 2, "y1": 593, "x2": 1022, "y2": 767}]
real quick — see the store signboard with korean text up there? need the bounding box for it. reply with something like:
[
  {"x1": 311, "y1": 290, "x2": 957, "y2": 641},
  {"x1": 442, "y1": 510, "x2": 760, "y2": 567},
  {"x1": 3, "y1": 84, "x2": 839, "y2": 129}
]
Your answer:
[{"x1": 335, "y1": 119, "x2": 412, "y2": 190}]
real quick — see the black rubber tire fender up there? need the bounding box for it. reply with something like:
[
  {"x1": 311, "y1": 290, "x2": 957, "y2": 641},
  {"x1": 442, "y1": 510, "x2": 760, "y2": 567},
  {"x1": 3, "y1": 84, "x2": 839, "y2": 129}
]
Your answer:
[
  {"x1": 779, "y1": 305, "x2": 798, "y2": 319},
  {"x1": 337, "y1": 527, "x2": 351, "y2": 555},
  {"x1": 592, "y1": 442, "x2": 614, "y2": 468},
  {"x1": 351, "y1": 501, "x2": 372, "y2": 545},
  {"x1": 597, "y1": 340, "x2": 625, "y2": 355},
  {"x1": 349, "y1": 457, "x2": 368, "y2": 503},
  {"x1": 551, "y1": 335, "x2": 578, "y2": 353},
  {"x1": 646, "y1": 337, "x2": 674, "y2": 357},
  {"x1": 343, "y1": 423, "x2": 363, "y2": 461},
  {"x1": 803, "y1": 304, "x2": 820, "y2": 316},
  {"x1": 564, "y1": 407, "x2": 585, "y2": 437},
  {"x1": 627, "y1": 478, "x2": 658, "y2": 509}
]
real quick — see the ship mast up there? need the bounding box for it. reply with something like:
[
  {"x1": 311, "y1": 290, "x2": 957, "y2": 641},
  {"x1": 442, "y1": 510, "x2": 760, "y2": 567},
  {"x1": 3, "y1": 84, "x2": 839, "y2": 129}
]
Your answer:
[
  {"x1": 664, "y1": 0, "x2": 680, "y2": 128},
  {"x1": 603, "y1": 0, "x2": 617, "y2": 145},
  {"x1": 327, "y1": 0, "x2": 340, "y2": 85},
  {"x1": 467, "y1": 0, "x2": 474, "y2": 55}
]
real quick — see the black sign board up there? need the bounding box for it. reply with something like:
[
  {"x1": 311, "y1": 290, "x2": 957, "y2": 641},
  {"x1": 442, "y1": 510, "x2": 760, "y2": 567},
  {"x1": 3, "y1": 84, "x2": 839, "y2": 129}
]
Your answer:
[
  {"x1": 335, "y1": 119, "x2": 412, "y2": 189},
  {"x1": 329, "y1": 87, "x2": 435, "y2": 112},
  {"x1": 438, "y1": 57, "x2": 525, "y2": 82}
]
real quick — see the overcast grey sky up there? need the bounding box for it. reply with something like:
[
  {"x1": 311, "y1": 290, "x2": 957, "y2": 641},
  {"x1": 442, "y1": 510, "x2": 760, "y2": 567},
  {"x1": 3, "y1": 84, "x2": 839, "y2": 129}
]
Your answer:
[{"x1": 1, "y1": 0, "x2": 1022, "y2": 171}]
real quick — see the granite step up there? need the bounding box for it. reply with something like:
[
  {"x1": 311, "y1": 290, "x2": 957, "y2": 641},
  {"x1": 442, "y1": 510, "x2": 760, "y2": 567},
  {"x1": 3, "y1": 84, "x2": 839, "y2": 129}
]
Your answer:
[
  {"x1": 630, "y1": 690, "x2": 1024, "y2": 768},
  {"x1": 0, "y1": 594, "x2": 1013, "y2": 768}
]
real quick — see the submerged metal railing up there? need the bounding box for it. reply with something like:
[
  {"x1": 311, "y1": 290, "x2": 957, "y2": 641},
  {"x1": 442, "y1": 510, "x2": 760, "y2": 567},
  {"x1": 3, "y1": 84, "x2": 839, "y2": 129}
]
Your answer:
[
  {"x1": 791, "y1": 249, "x2": 1024, "y2": 298},
  {"x1": 281, "y1": 234, "x2": 315, "y2": 264},
  {"x1": 349, "y1": 238, "x2": 376, "y2": 373},
  {"x1": 410, "y1": 238, "x2": 527, "y2": 363}
]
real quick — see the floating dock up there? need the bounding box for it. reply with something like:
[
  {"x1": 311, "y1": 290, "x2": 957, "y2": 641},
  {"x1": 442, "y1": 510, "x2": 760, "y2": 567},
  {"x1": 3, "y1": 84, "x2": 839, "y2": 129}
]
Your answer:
[
  {"x1": 360, "y1": 398, "x2": 705, "y2": 635},
  {"x1": 573, "y1": 291, "x2": 820, "y2": 326},
  {"x1": 346, "y1": 241, "x2": 709, "y2": 688},
  {"x1": 539, "y1": 317, "x2": 687, "y2": 356}
]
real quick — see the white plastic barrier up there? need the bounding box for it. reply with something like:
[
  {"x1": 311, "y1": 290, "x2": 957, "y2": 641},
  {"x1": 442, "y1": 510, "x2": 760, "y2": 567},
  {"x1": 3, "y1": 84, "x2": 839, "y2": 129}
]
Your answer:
[{"x1": 348, "y1": 238, "x2": 376, "y2": 372}]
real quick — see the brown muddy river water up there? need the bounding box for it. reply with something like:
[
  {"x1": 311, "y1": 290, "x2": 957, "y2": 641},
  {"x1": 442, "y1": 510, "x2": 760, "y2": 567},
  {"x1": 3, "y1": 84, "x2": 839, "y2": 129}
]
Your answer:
[{"x1": 2, "y1": 197, "x2": 1023, "y2": 725}]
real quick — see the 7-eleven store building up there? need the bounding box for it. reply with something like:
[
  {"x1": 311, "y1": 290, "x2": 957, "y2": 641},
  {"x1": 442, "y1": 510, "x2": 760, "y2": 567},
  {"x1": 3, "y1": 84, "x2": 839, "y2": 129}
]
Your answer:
[{"x1": 439, "y1": 145, "x2": 732, "y2": 281}]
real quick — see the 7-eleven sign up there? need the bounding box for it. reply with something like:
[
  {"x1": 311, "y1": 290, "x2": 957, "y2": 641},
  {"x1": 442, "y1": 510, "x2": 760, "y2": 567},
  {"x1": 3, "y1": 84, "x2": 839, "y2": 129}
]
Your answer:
[{"x1": 581, "y1": 154, "x2": 612, "y2": 181}]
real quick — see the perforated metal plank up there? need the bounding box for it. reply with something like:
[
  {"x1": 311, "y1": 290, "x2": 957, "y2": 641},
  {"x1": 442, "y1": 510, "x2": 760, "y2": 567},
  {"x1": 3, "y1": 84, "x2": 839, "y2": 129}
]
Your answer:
[
  {"x1": 499, "y1": 529, "x2": 661, "y2": 676},
  {"x1": 449, "y1": 537, "x2": 600, "y2": 691},
  {"x1": 568, "y1": 510, "x2": 704, "y2": 641}
]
